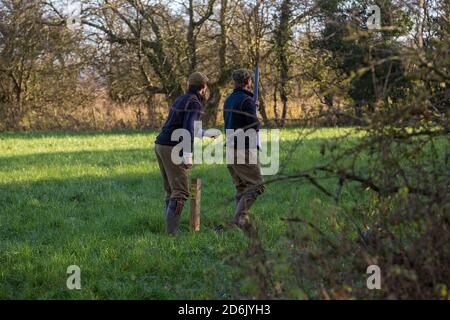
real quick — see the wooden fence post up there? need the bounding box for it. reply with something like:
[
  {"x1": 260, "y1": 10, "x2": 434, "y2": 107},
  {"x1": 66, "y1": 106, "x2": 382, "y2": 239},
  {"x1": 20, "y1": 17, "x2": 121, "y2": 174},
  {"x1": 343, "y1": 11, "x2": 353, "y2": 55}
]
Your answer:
[{"x1": 189, "y1": 178, "x2": 201, "y2": 232}]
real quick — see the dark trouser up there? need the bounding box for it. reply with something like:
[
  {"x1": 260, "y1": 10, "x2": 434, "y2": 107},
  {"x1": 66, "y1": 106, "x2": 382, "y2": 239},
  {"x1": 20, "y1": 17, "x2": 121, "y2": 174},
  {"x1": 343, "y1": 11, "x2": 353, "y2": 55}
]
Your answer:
[
  {"x1": 155, "y1": 144, "x2": 190, "y2": 234},
  {"x1": 227, "y1": 149, "x2": 265, "y2": 225}
]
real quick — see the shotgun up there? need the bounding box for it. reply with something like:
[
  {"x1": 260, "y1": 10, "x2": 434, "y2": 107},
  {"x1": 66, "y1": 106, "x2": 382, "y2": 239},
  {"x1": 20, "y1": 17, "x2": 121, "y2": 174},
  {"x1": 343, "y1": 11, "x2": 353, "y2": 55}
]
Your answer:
[
  {"x1": 253, "y1": 62, "x2": 259, "y2": 104},
  {"x1": 254, "y1": 61, "x2": 262, "y2": 149}
]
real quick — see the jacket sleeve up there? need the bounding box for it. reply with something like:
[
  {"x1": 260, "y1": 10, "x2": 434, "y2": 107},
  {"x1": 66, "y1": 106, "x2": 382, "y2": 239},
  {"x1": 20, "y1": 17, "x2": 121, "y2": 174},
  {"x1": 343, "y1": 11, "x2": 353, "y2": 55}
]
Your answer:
[
  {"x1": 241, "y1": 97, "x2": 261, "y2": 131},
  {"x1": 182, "y1": 100, "x2": 203, "y2": 143}
]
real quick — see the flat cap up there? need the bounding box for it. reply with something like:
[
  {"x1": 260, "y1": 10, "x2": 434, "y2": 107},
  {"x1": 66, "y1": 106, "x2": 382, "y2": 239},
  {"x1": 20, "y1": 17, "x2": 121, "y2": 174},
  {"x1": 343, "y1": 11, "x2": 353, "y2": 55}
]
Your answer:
[
  {"x1": 188, "y1": 72, "x2": 209, "y2": 86},
  {"x1": 232, "y1": 69, "x2": 254, "y2": 84}
]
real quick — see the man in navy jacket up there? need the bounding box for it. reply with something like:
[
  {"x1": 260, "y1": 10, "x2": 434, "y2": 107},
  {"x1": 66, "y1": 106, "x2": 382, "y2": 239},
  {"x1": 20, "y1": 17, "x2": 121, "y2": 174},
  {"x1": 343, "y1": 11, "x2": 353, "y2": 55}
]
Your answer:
[
  {"x1": 223, "y1": 69, "x2": 265, "y2": 231},
  {"x1": 155, "y1": 72, "x2": 212, "y2": 235}
]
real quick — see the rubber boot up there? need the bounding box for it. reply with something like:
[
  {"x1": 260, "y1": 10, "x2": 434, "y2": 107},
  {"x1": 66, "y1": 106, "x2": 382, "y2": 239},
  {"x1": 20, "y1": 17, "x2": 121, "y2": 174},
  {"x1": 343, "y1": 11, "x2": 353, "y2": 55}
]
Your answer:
[{"x1": 166, "y1": 198, "x2": 185, "y2": 235}]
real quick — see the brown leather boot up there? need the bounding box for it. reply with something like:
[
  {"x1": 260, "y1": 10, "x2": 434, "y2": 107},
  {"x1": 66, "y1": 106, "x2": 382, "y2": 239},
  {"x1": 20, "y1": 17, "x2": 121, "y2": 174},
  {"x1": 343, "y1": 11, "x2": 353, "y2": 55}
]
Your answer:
[
  {"x1": 227, "y1": 194, "x2": 243, "y2": 227},
  {"x1": 233, "y1": 195, "x2": 256, "y2": 226},
  {"x1": 215, "y1": 194, "x2": 256, "y2": 233},
  {"x1": 233, "y1": 195, "x2": 258, "y2": 237},
  {"x1": 165, "y1": 198, "x2": 170, "y2": 211}
]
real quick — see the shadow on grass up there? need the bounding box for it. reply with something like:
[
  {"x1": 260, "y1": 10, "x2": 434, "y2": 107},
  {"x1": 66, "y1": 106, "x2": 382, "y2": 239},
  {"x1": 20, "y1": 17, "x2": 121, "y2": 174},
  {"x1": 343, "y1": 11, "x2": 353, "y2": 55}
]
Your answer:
[
  {"x1": 0, "y1": 148, "x2": 156, "y2": 170},
  {"x1": 0, "y1": 150, "x2": 244, "y2": 241},
  {"x1": 0, "y1": 129, "x2": 157, "y2": 140},
  {"x1": 0, "y1": 134, "x2": 363, "y2": 243}
]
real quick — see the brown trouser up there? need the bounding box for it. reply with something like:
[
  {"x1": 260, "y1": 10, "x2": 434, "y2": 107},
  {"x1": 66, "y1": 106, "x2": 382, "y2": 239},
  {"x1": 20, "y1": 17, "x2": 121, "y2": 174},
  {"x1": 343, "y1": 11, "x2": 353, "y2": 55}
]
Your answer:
[
  {"x1": 155, "y1": 144, "x2": 190, "y2": 201},
  {"x1": 227, "y1": 148, "x2": 265, "y2": 206}
]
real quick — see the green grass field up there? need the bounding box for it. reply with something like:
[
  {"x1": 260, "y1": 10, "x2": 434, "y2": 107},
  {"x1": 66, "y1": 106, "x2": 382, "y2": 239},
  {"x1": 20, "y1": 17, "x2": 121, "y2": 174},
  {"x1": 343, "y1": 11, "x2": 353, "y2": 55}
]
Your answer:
[{"x1": 0, "y1": 128, "x2": 362, "y2": 299}]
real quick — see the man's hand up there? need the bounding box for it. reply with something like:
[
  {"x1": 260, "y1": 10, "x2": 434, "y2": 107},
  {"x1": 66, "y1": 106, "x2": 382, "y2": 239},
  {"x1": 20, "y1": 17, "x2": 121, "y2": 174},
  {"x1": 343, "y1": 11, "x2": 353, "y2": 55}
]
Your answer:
[
  {"x1": 203, "y1": 128, "x2": 221, "y2": 139},
  {"x1": 182, "y1": 152, "x2": 193, "y2": 169}
]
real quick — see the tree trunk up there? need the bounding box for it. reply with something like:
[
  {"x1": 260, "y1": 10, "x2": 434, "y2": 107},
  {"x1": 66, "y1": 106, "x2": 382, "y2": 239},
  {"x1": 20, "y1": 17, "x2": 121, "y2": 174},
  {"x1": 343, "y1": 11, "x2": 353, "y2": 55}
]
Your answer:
[
  {"x1": 417, "y1": 0, "x2": 425, "y2": 49},
  {"x1": 273, "y1": 86, "x2": 279, "y2": 127},
  {"x1": 203, "y1": 0, "x2": 228, "y2": 127},
  {"x1": 204, "y1": 85, "x2": 221, "y2": 126},
  {"x1": 258, "y1": 97, "x2": 269, "y2": 126},
  {"x1": 187, "y1": 0, "x2": 197, "y2": 73},
  {"x1": 275, "y1": 0, "x2": 293, "y2": 128},
  {"x1": 280, "y1": 86, "x2": 288, "y2": 127}
]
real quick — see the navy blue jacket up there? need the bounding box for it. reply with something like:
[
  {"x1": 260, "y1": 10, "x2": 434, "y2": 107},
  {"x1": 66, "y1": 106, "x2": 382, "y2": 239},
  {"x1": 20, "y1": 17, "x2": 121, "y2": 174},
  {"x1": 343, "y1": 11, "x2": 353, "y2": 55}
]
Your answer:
[
  {"x1": 155, "y1": 88, "x2": 203, "y2": 148},
  {"x1": 223, "y1": 88, "x2": 260, "y2": 149}
]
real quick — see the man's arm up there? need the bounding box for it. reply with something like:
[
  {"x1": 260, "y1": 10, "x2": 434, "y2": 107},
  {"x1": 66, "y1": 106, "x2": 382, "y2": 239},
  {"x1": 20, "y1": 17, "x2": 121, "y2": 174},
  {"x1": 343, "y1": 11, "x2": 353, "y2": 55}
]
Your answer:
[
  {"x1": 181, "y1": 100, "x2": 202, "y2": 165},
  {"x1": 185, "y1": 102, "x2": 218, "y2": 139},
  {"x1": 241, "y1": 97, "x2": 261, "y2": 131},
  {"x1": 182, "y1": 100, "x2": 202, "y2": 141}
]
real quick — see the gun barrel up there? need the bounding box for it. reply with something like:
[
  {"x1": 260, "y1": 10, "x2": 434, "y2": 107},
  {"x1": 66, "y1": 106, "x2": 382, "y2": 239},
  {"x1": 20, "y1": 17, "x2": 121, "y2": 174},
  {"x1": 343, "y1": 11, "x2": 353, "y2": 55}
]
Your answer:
[{"x1": 253, "y1": 64, "x2": 259, "y2": 103}]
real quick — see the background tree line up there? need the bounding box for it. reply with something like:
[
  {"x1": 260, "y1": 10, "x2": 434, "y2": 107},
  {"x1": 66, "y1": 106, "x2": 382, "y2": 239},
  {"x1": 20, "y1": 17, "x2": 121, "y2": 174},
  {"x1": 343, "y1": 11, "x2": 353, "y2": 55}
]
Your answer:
[
  {"x1": 1, "y1": 0, "x2": 446, "y2": 131},
  {"x1": 227, "y1": 0, "x2": 448, "y2": 299}
]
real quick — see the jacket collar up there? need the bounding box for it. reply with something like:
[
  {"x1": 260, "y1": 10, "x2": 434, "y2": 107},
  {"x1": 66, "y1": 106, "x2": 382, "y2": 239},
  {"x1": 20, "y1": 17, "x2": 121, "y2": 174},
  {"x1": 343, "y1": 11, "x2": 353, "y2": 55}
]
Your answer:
[
  {"x1": 187, "y1": 87, "x2": 205, "y2": 103},
  {"x1": 233, "y1": 87, "x2": 254, "y2": 97}
]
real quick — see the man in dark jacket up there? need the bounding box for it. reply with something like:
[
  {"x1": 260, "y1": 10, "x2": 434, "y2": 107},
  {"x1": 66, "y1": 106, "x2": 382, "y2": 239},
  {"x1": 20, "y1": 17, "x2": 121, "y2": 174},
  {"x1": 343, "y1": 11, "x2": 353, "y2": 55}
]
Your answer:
[
  {"x1": 155, "y1": 72, "x2": 212, "y2": 235},
  {"x1": 223, "y1": 69, "x2": 265, "y2": 230}
]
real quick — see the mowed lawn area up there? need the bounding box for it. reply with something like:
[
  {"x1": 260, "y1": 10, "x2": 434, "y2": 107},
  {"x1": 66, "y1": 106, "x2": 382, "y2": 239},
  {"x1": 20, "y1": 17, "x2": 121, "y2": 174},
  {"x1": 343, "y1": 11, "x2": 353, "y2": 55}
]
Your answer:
[{"x1": 0, "y1": 128, "x2": 361, "y2": 299}]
